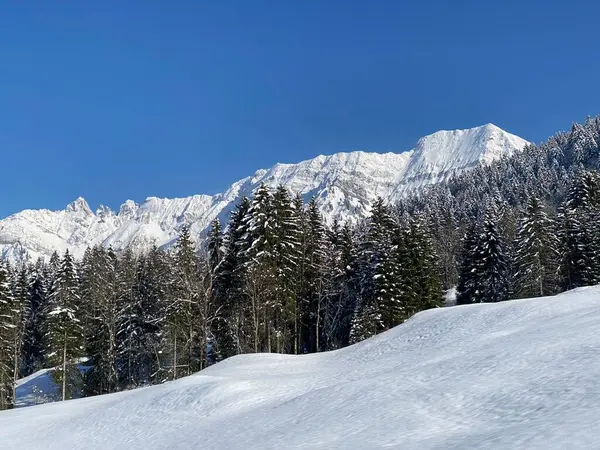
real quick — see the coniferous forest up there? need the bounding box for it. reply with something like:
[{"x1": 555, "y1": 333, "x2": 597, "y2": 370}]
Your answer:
[{"x1": 1, "y1": 116, "x2": 600, "y2": 409}]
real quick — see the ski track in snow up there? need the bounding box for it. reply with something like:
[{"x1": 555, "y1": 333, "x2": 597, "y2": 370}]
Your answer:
[{"x1": 2, "y1": 286, "x2": 600, "y2": 449}]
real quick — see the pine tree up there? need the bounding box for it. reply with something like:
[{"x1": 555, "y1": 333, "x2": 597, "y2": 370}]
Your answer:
[
  {"x1": 10, "y1": 267, "x2": 30, "y2": 388},
  {"x1": 168, "y1": 225, "x2": 205, "y2": 377},
  {"x1": 45, "y1": 250, "x2": 83, "y2": 401},
  {"x1": 206, "y1": 218, "x2": 230, "y2": 362},
  {"x1": 349, "y1": 198, "x2": 395, "y2": 342},
  {"x1": 272, "y1": 185, "x2": 301, "y2": 353},
  {"x1": 559, "y1": 172, "x2": 600, "y2": 289},
  {"x1": 22, "y1": 261, "x2": 48, "y2": 376},
  {"x1": 514, "y1": 196, "x2": 560, "y2": 297},
  {"x1": 213, "y1": 198, "x2": 251, "y2": 358},
  {"x1": 115, "y1": 248, "x2": 138, "y2": 388},
  {"x1": 82, "y1": 247, "x2": 120, "y2": 395},
  {"x1": 431, "y1": 205, "x2": 460, "y2": 290},
  {"x1": 322, "y1": 219, "x2": 344, "y2": 350},
  {"x1": 477, "y1": 208, "x2": 510, "y2": 303},
  {"x1": 207, "y1": 219, "x2": 223, "y2": 273},
  {"x1": 243, "y1": 184, "x2": 277, "y2": 353},
  {"x1": 0, "y1": 261, "x2": 15, "y2": 409},
  {"x1": 135, "y1": 247, "x2": 170, "y2": 384},
  {"x1": 400, "y1": 216, "x2": 444, "y2": 315},
  {"x1": 348, "y1": 300, "x2": 381, "y2": 344},
  {"x1": 302, "y1": 197, "x2": 327, "y2": 352},
  {"x1": 337, "y1": 222, "x2": 358, "y2": 347},
  {"x1": 456, "y1": 222, "x2": 481, "y2": 305}
]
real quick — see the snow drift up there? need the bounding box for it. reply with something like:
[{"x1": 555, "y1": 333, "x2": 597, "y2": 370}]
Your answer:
[{"x1": 1, "y1": 286, "x2": 599, "y2": 449}]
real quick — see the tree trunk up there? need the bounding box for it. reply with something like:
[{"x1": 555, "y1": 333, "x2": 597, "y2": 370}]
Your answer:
[
  {"x1": 251, "y1": 283, "x2": 259, "y2": 353},
  {"x1": 1, "y1": 352, "x2": 7, "y2": 410},
  {"x1": 62, "y1": 330, "x2": 67, "y2": 401},
  {"x1": 538, "y1": 253, "x2": 544, "y2": 297},
  {"x1": 315, "y1": 298, "x2": 320, "y2": 353},
  {"x1": 12, "y1": 338, "x2": 19, "y2": 406},
  {"x1": 173, "y1": 334, "x2": 177, "y2": 380}
]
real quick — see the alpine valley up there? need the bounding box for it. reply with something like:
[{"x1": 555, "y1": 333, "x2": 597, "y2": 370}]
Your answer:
[{"x1": 0, "y1": 124, "x2": 528, "y2": 263}]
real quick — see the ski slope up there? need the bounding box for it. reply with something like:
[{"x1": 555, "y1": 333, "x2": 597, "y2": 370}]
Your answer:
[{"x1": 2, "y1": 287, "x2": 600, "y2": 449}]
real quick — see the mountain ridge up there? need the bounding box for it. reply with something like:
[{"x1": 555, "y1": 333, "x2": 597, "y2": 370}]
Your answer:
[{"x1": 0, "y1": 124, "x2": 529, "y2": 262}]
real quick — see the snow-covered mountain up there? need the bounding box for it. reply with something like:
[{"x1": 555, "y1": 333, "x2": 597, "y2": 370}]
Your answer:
[
  {"x1": 0, "y1": 124, "x2": 529, "y2": 262},
  {"x1": 2, "y1": 286, "x2": 599, "y2": 449}
]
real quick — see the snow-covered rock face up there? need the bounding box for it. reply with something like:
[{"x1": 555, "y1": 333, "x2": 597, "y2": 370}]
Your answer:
[
  {"x1": 0, "y1": 124, "x2": 528, "y2": 262},
  {"x1": 392, "y1": 123, "x2": 528, "y2": 196}
]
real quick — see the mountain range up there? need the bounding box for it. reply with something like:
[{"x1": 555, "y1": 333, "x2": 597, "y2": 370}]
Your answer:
[{"x1": 0, "y1": 124, "x2": 529, "y2": 263}]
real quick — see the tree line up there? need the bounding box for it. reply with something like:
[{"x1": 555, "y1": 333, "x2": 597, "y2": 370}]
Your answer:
[
  {"x1": 0, "y1": 187, "x2": 442, "y2": 409},
  {"x1": 1, "y1": 114, "x2": 600, "y2": 409}
]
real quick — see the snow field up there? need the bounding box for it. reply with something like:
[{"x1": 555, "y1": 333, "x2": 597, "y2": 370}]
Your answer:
[{"x1": 3, "y1": 286, "x2": 595, "y2": 449}]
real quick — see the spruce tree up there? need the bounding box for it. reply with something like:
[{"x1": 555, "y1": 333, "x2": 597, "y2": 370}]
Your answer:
[
  {"x1": 349, "y1": 198, "x2": 395, "y2": 342},
  {"x1": 207, "y1": 218, "x2": 223, "y2": 273},
  {"x1": 559, "y1": 172, "x2": 600, "y2": 289},
  {"x1": 456, "y1": 223, "x2": 481, "y2": 305},
  {"x1": 213, "y1": 198, "x2": 250, "y2": 358},
  {"x1": 478, "y1": 208, "x2": 510, "y2": 303},
  {"x1": 22, "y1": 261, "x2": 48, "y2": 376},
  {"x1": 0, "y1": 261, "x2": 15, "y2": 409},
  {"x1": 243, "y1": 184, "x2": 277, "y2": 353},
  {"x1": 169, "y1": 225, "x2": 204, "y2": 377},
  {"x1": 272, "y1": 185, "x2": 300, "y2": 353},
  {"x1": 400, "y1": 216, "x2": 444, "y2": 314},
  {"x1": 302, "y1": 198, "x2": 327, "y2": 352},
  {"x1": 10, "y1": 267, "x2": 30, "y2": 386},
  {"x1": 45, "y1": 250, "x2": 83, "y2": 401},
  {"x1": 115, "y1": 248, "x2": 139, "y2": 388},
  {"x1": 514, "y1": 196, "x2": 560, "y2": 297},
  {"x1": 82, "y1": 247, "x2": 120, "y2": 395}
]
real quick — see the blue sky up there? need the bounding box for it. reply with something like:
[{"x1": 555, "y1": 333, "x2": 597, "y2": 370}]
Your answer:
[{"x1": 1, "y1": 0, "x2": 599, "y2": 216}]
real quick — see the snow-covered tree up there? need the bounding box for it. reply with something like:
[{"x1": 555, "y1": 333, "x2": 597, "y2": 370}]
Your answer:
[
  {"x1": 45, "y1": 250, "x2": 83, "y2": 401},
  {"x1": 22, "y1": 261, "x2": 49, "y2": 376},
  {"x1": 0, "y1": 261, "x2": 15, "y2": 409},
  {"x1": 514, "y1": 196, "x2": 560, "y2": 298}
]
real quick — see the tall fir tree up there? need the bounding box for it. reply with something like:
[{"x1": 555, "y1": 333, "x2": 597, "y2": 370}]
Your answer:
[
  {"x1": 477, "y1": 207, "x2": 510, "y2": 303},
  {"x1": 0, "y1": 261, "x2": 15, "y2": 409},
  {"x1": 514, "y1": 196, "x2": 560, "y2": 298},
  {"x1": 243, "y1": 184, "x2": 277, "y2": 353},
  {"x1": 82, "y1": 247, "x2": 120, "y2": 395},
  {"x1": 213, "y1": 198, "x2": 251, "y2": 358},
  {"x1": 22, "y1": 261, "x2": 48, "y2": 376},
  {"x1": 301, "y1": 197, "x2": 327, "y2": 352},
  {"x1": 272, "y1": 185, "x2": 301, "y2": 353},
  {"x1": 10, "y1": 267, "x2": 30, "y2": 389},
  {"x1": 45, "y1": 250, "x2": 83, "y2": 401},
  {"x1": 349, "y1": 198, "x2": 395, "y2": 342},
  {"x1": 456, "y1": 222, "x2": 482, "y2": 305},
  {"x1": 559, "y1": 172, "x2": 600, "y2": 289}
]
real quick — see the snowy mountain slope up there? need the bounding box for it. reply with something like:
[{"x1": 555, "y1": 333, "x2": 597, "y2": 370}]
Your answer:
[
  {"x1": 0, "y1": 124, "x2": 529, "y2": 262},
  {"x1": 1, "y1": 286, "x2": 600, "y2": 449}
]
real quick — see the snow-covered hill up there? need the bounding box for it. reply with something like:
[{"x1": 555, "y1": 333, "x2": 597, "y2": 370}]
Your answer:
[
  {"x1": 0, "y1": 124, "x2": 528, "y2": 262},
  {"x1": 1, "y1": 286, "x2": 599, "y2": 449}
]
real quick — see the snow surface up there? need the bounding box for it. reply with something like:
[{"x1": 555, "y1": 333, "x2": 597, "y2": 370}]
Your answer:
[
  {"x1": 2, "y1": 286, "x2": 600, "y2": 449},
  {"x1": 0, "y1": 124, "x2": 529, "y2": 262},
  {"x1": 15, "y1": 363, "x2": 90, "y2": 407},
  {"x1": 15, "y1": 369, "x2": 60, "y2": 407}
]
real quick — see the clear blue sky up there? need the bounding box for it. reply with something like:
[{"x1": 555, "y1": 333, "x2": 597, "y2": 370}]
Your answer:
[{"x1": 1, "y1": 0, "x2": 599, "y2": 216}]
